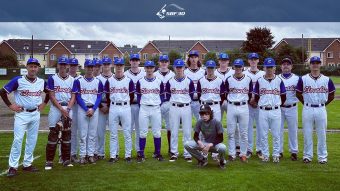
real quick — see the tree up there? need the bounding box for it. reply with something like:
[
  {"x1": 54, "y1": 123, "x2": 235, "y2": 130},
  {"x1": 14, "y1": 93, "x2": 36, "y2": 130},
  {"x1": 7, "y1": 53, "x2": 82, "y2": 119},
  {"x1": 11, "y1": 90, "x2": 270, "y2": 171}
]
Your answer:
[
  {"x1": 225, "y1": 48, "x2": 247, "y2": 62},
  {"x1": 0, "y1": 52, "x2": 18, "y2": 68},
  {"x1": 242, "y1": 27, "x2": 275, "y2": 55},
  {"x1": 168, "y1": 49, "x2": 182, "y2": 64},
  {"x1": 203, "y1": 52, "x2": 218, "y2": 64},
  {"x1": 274, "y1": 44, "x2": 307, "y2": 72}
]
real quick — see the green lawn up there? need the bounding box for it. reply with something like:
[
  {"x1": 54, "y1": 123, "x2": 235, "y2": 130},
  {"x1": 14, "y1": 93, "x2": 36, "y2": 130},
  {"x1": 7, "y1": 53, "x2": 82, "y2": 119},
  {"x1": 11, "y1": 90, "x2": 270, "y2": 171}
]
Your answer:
[
  {"x1": 0, "y1": 132, "x2": 339, "y2": 190},
  {"x1": 336, "y1": 88, "x2": 340, "y2": 95},
  {"x1": 330, "y1": 76, "x2": 340, "y2": 84}
]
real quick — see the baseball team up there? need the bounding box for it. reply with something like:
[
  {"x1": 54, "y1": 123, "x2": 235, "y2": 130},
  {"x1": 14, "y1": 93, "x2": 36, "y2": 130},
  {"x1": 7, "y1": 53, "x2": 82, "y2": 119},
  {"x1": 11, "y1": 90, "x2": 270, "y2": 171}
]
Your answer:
[{"x1": 0, "y1": 50, "x2": 335, "y2": 177}]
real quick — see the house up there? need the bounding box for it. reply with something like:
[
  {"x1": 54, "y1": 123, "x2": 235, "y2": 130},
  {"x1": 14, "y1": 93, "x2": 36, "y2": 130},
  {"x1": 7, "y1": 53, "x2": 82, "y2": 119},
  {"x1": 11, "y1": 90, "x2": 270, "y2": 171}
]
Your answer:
[{"x1": 273, "y1": 38, "x2": 340, "y2": 66}]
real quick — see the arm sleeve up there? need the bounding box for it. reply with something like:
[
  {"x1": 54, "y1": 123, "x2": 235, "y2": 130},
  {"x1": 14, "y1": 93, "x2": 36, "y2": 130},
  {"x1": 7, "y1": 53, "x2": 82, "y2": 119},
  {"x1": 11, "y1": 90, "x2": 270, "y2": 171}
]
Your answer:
[
  {"x1": 328, "y1": 79, "x2": 335, "y2": 93},
  {"x1": 129, "y1": 80, "x2": 135, "y2": 104},
  {"x1": 253, "y1": 81, "x2": 260, "y2": 95},
  {"x1": 213, "y1": 121, "x2": 224, "y2": 146},
  {"x1": 220, "y1": 81, "x2": 226, "y2": 95},
  {"x1": 93, "y1": 82, "x2": 103, "y2": 111},
  {"x1": 0, "y1": 88, "x2": 12, "y2": 106},
  {"x1": 165, "y1": 81, "x2": 171, "y2": 101},
  {"x1": 76, "y1": 93, "x2": 88, "y2": 111},
  {"x1": 43, "y1": 81, "x2": 50, "y2": 103},
  {"x1": 225, "y1": 79, "x2": 230, "y2": 93},
  {"x1": 3, "y1": 76, "x2": 20, "y2": 93},
  {"x1": 47, "y1": 75, "x2": 54, "y2": 91},
  {"x1": 193, "y1": 132, "x2": 200, "y2": 143},
  {"x1": 104, "y1": 80, "x2": 109, "y2": 93},
  {"x1": 72, "y1": 80, "x2": 78, "y2": 93},
  {"x1": 160, "y1": 82, "x2": 165, "y2": 104},
  {"x1": 136, "y1": 81, "x2": 141, "y2": 105},
  {"x1": 296, "y1": 77, "x2": 303, "y2": 92},
  {"x1": 189, "y1": 80, "x2": 195, "y2": 101},
  {"x1": 196, "y1": 80, "x2": 201, "y2": 100},
  {"x1": 280, "y1": 80, "x2": 286, "y2": 94}
]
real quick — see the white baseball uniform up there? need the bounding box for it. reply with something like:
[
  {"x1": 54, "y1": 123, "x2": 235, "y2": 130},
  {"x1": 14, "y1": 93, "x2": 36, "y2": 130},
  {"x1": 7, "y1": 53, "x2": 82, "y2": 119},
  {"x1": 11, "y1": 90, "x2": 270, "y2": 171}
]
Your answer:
[
  {"x1": 166, "y1": 76, "x2": 195, "y2": 158},
  {"x1": 243, "y1": 69, "x2": 265, "y2": 153},
  {"x1": 71, "y1": 74, "x2": 82, "y2": 156},
  {"x1": 74, "y1": 77, "x2": 103, "y2": 157},
  {"x1": 124, "y1": 69, "x2": 146, "y2": 152},
  {"x1": 215, "y1": 68, "x2": 235, "y2": 119},
  {"x1": 197, "y1": 76, "x2": 225, "y2": 122},
  {"x1": 4, "y1": 75, "x2": 47, "y2": 168},
  {"x1": 136, "y1": 76, "x2": 164, "y2": 157},
  {"x1": 105, "y1": 75, "x2": 134, "y2": 158},
  {"x1": 279, "y1": 73, "x2": 299, "y2": 154},
  {"x1": 225, "y1": 74, "x2": 252, "y2": 158},
  {"x1": 184, "y1": 68, "x2": 205, "y2": 121},
  {"x1": 95, "y1": 73, "x2": 113, "y2": 157},
  {"x1": 253, "y1": 75, "x2": 286, "y2": 158},
  {"x1": 296, "y1": 74, "x2": 335, "y2": 162}
]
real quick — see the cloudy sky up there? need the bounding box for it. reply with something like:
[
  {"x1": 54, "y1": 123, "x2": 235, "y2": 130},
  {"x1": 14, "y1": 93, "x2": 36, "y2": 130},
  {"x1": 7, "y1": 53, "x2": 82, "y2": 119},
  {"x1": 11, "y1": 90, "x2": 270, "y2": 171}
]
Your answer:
[{"x1": 0, "y1": 22, "x2": 339, "y2": 47}]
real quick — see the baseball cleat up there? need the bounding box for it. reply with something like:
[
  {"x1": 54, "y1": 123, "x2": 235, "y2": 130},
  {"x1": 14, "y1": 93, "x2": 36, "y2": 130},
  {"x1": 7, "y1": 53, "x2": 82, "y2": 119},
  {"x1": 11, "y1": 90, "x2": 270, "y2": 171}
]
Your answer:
[
  {"x1": 303, "y1": 158, "x2": 311, "y2": 164},
  {"x1": 136, "y1": 155, "x2": 145, "y2": 163},
  {"x1": 198, "y1": 157, "x2": 208, "y2": 167},
  {"x1": 256, "y1": 151, "x2": 264, "y2": 159},
  {"x1": 236, "y1": 146, "x2": 241, "y2": 157},
  {"x1": 219, "y1": 159, "x2": 227, "y2": 169},
  {"x1": 273, "y1": 156, "x2": 280, "y2": 163},
  {"x1": 108, "y1": 157, "x2": 118, "y2": 164},
  {"x1": 228, "y1": 155, "x2": 235, "y2": 162},
  {"x1": 246, "y1": 151, "x2": 253, "y2": 159},
  {"x1": 79, "y1": 157, "x2": 87, "y2": 165},
  {"x1": 262, "y1": 157, "x2": 269, "y2": 163},
  {"x1": 184, "y1": 157, "x2": 192, "y2": 163},
  {"x1": 125, "y1": 157, "x2": 132, "y2": 163},
  {"x1": 45, "y1": 161, "x2": 53, "y2": 170},
  {"x1": 240, "y1": 156, "x2": 247, "y2": 163},
  {"x1": 97, "y1": 156, "x2": 105, "y2": 160},
  {"x1": 71, "y1": 155, "x2": 79, "y2": 163},
  {"x1": 291, "y1": 153, "x2": 298, "y2": 161},
  {"x1": 7, "y1": 167, "x2": 17, "y2": 178},
  {"x1": 279, "y1": 153, "x2": 283, "y2": 159},
  {"x1": 22, "y1": 165, "x2": 39, "y2": 172},
  {"x1": 211, "y1": 153, "x2": 219, "y2": 161},
  {"x1": 169, "y1": 155, "x2": 178, "y2": 162},
  {"x1": 318, "y1": 160, "x2": 327, "y2": 164},
  {"x1": 88, "y1": 156, "x2": 96, "y2": 164},
  {"x1": 155, "y1": 154, "x2": 164, "y2": 161},
  {"x1": 63, "y1": 160, "x2": 73, "y2": 167}
]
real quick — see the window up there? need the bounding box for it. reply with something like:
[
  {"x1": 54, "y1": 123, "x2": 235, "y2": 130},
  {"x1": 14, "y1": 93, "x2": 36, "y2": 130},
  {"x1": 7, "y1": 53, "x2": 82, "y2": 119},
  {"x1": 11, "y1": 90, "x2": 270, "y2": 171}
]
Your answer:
[
  {"x1": 71, "y1": 44, "x2": 75, "y2": 48},
  {"x1": 143, "y1": 53, "x2": 148, "y2": 60},
  {"x1": 327, "y1": 52, "x2": 333, "y2": 58},
  {"x1": 45, "y1": 45, "x2": 49, "y2": 50},
  {"x1": 50, "y1": 54, "x2": 56, "y2": 61},
  {"x1": 85, "y1": 54, "x2": 91, "y2": 59},
  {"x1": 62, "y1": 54, "x2": 68, "y2": 58},
  {"x1": 152, "y1": 53, "x2": 158, "y2": 58},
  {"x1": 23, "y1": 44, "x2": 29, "y2": 50},
  {"x1": 201, "y1": 53, "x2": 206, "y2": 60},
  {"x1": 70, "y1": 54, "x2": 75, "y2": 58},
  {"x1": 87, "y1": 45, "x2": 91, "y2": 48},
  {"x1": 17, "y1": 54, "x2": 25, "y2": 61},
  {"x1": 43, "y1": 54, "x2": 46, "y2": 61}
]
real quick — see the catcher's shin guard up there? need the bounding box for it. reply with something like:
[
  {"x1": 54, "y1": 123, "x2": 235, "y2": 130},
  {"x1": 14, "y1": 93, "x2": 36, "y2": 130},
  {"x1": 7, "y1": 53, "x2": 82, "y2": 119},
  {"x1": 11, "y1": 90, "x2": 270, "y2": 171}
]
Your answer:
[
  {"x1": 46, "y1": 127, "x2": 59, "y2": 161},
  {"x1": 61, "y1": 130, "x2": 71, "y2": 161}
]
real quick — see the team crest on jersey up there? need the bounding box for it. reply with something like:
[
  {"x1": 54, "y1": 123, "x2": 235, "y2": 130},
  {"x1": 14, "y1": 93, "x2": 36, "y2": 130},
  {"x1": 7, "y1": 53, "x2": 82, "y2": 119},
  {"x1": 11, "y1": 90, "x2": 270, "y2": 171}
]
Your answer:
[
  {"x1": 229, "y1": 88, "x2": 249, "y2": 94},
  {"x1": 304, "y1": 86, "x2": 328, "y2": 93},
  {"x1": 54, "y1": 86, "x2": 72, "y2": 93},
  {"x1": 259, "y1": 88, "x2": 280, "y2": 95},
  {"x1": 80, "y1": 89, "x2": 98, "y2": 94},
  {"x1": 141, "y1": 88, "x2": 160, "y2": 94},
  {"x1": 202, "y1": 88, "x2": 219, "y2": 94},
  {"x1": 19, "y1": 90, "x2": 42, "y2": 96},
  {"x1": 109, "y1": 87, "x2": 129, "y2": 93},
  {"x1": 170, "y1": 88, "x2": 189, "y2": 94}
]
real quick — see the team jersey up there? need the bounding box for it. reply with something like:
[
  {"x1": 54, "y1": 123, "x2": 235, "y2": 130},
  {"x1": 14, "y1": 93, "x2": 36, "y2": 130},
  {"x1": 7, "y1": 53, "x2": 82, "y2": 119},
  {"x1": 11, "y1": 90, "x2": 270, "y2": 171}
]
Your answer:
[
  {"x1": 74, "y1": 77, "x2": 103, "y2": 106},
  {"x1": 253, "y1": 75, "x2": 286, "y2": 107},
  {"x1": 125, "y1": 69, "x2": 146, "y2": 103},
  {"x1": 165, "y1": 76, "x2": 195, "y2": 104},
  {"x1": 47, "y1": 74, "x2": 75, "y2": 103},
  {"x1": 225, "y1": 74, "x2": 253, "y2": 102},
  {"x1": 197, "y1": 76, "x2": 225, "y2": 102},
  {"x1": 136, "y1": 76, "x2": 164, "y2": 106},
  {"x1": 4, "y1": 75, "x2": 47, "y2": 110},
  {"x1": 279, "y1": 73, "x2": 299, "y2": 105},
  {"x1": 154, "y1": 70, "x2": 175, "y2": 102},
  {"x1": 184, "y1": 68, "x2": 205, "y2": 100},
  {"x1": 243, "y1": 69, "x2": 266, "y2": 88},
  {"x1": 105, "y1": 75, "x2": 134, "y2": 103},
  {"x1": 215, "y1": 68, "x2": 235, "y2": 82},
  {"x1": 296, "y1": 74, "x2": 335, "y2": 105},
  {"x1": 72, "y1": 74, "x2": 82, "y2": 80},
  {"x1": 97, "y1": 73, "x2": 114, "y2": 103}
]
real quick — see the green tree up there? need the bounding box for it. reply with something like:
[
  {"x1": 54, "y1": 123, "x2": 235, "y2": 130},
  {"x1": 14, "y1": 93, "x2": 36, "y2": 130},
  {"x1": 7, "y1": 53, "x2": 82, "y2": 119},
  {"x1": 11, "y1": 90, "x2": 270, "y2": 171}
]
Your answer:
[
  {"x1": 203, "y1": 52, "x2": 218, "y2": 64},
  {"x1": 242, "y1": 27, "x2": 275, "y2": 55},
  {"x1": 274, "y1": 44, "x2": 307, "y2": 72},
  {"x1": 0, "y1": 52, "x2": 18, "y2": 68},
  {"x1": 168, "y1": 50, "x2": 182, "y2": 64}
]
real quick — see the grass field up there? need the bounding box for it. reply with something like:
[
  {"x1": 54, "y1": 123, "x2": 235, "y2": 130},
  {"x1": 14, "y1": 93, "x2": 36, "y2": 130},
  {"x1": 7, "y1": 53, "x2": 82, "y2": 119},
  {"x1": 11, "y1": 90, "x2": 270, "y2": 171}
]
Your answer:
[
  {"x1": 0, "y1": 132, "x2": 339, "y2": 190},
  {"x1": 330, "y1": 76, "x2": 340, "y2": 84}
]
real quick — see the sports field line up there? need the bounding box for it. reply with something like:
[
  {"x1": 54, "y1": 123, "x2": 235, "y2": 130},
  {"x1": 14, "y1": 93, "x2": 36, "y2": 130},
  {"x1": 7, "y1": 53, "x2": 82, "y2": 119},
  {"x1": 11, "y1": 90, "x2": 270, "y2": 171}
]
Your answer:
[{"x1": 0, "y1": 155, "x2": 41, "y2": 176}]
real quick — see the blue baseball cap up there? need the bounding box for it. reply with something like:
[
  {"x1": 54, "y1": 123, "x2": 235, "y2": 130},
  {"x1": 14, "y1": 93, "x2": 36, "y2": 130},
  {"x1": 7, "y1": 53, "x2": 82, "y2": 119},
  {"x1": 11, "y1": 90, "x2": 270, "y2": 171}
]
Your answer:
[
  {"x1": 84, "y1": 59, "x2": 95, "y2": 67},
  {"x1": 159, "y1": 55, "x2": 169, "y2": 62},
  {"x1": 264, "y1": 57, "x2": 276, "y2": 67},
  {"x1": 233, "y1": 59, "x2": 244, "y2": 66},
  {"x1": 310, "y1": 56, "x2": 321, "y2": 64},
  {"x1": 173, "y1": 59, "x2": 185, "y2": 67},
  {"x1": 144, "y1": 60, "x2": 155, "y2": 67},
  {"x1": 58, "y1": 57, "x2": 68, "y2": 64},
  {"x1": 205, "y1": 60, "x2": 216, "y2": 68},
  {"x1": 27, "y1": 58, "x2": 40, "y2": 66},
  {"x1": 248, "y1": 53, "x2": 259, "y2": 59},
  {"x1": 93, "y1": 59, "x2": 102, "y2": 66},
  {"x1": 114, "y1": 58, "x2": 125, "y2": 65},
  {"x1": 189, "y1": 50, "x2": 199, "y2": 57},
  {"x1": 68, "y1": 58, "x2": 79, "y2": 65},
  {"x1": 130, "y1": 54, "x2": 140, "y2": 60},
  {"x1": 219, "y1": 53, "x2": 229, "y2": 60},
  {"x1": 102, "y1": 57, "x2": 112, "y2": 64}
]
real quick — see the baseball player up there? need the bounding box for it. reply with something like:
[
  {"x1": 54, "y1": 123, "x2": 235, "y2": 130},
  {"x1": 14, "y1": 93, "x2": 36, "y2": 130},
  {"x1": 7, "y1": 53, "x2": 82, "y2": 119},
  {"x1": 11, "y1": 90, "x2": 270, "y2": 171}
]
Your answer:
[
  {"x1": 93, "y1": 58, "x2": 102, "y2": 77},
  {"x1": 136, "y1": 60, "x2": 164, "y2": 162},
  {"x1": 0, "y1": 58, "x2": 49, "y2": 177},
  {"x1": 184, "y1": 104, "x2": 227, "y2": 169},
  {"x1": 243, "y1": 53, "x2": 265, "y2": 159},
  {"x1": 154, "y1": 54, "x2": 175, "y2": 155},
  {"x1": 105, "y1": 58, "x2": 134, "y2": 163},
  {"x1": 278, "y1": 57, "x2": 300, "y2": 161},
  {"x1": 68, "y1": 58, "x2": 82, "y2": 163},
  {"x1": 197, "y1": 60, "x2": 225, "y2": 122},
  {"x1": 252, "y1": 58, "x2": 286, "y2": 163},
  {"x1": 225, "y1": 59, "x2": 253, "y2": 162},
  {"x1": 296, "y1": 56, "x2": 335, "y2": 164},
  {"x1": 73, "y1": 59, "x2": 103, "y2": 165},
  {"x1": 124, "y1": 54, "x2": 146, "y2": 155},
  {"x1": 95, "y1": 57, "x2": 113, "y2": 160},
  {"x1": 166, "y1": 59, "x2": 195, "y2": 162},
  {"x1": 45, "y1": 57, "x2": 76, "y2": 170},
  {"x1": 184, "y1": 50, "x2": 205, "y2": 121}
]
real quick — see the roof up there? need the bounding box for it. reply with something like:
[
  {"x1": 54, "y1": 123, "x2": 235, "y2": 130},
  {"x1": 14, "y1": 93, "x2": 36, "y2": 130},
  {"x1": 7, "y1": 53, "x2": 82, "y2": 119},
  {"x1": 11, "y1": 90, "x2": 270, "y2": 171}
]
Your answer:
[
  {"x1": 274, "y1": 38, "x2": 340, "y2": 51},
  {"x1": 119, "y1": 44, "x2": 141, "y2": 55}
]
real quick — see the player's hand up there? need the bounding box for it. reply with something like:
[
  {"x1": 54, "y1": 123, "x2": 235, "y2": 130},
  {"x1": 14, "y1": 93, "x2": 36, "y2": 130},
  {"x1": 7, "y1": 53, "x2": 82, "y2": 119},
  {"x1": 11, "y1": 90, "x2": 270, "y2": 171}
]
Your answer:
[
  {"x1": 61, "y1": 108, "x2": 70, "y2": 118},
  {"x1": 202, "y1": 145, "x2": 210, "y2": 154},
  {"x1": 9, "y1": 104, "x2": 23, "y2": 112},
  {"x1": 100, "y1": 105, "x2": 109, "y2": 114},
  {"x1": 38, "y1": 103, "x2": 46, "y2": 112},
  {"x1": 197, "y1": 141, "x2": 205, "y2": 149},
  {"x1": 86, "y1": 108, "x2": 94, "y2": 117},
  {"x1": 249, "y1": 98, "x2": 257, "y2": 108}
]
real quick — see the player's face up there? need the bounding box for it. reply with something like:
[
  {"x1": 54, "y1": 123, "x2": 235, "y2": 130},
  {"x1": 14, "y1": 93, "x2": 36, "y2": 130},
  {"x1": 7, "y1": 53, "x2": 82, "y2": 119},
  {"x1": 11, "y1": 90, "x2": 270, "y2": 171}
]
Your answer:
[
  {"x1": 84, "y1": 66, "x2": 94, "y2": 76},
  {"x1": 102, "y1": 63, "x2": 112, "y2": 72},
  {"x1": 94, "y1": 65, "x2": 102, "y2": 74},
  {"x1": 145, "y1": 66, "x2": 155, "y2": 75},
  {"x1": 248, "y1": 58, "x2": 259, "y2": 67},
  {"x1": 264, "y1": 66, "x2": 275, "y2": 75},
  {"x1": 310, "y1": 62, "x2": 321, "y2": 71},
  {"x1": 58, "y1": 63, "x2": 68, "y2": 73},
  {"x1": 69, "y1": 65, "x2": 78, "y2": 73},
  {"x1": 174, "y1": 66, "x2": 184, "y2": 75},
  {"x1": 130, "y1": 59, "x2": 140, "y2": 68},
  {"x1": 114, "y1": 64, "x2": 124, "y2": 73},
  {"x1": 159, "y1": 60, "x2": 169, "y2": 69},
  {"x1": 26, "y1": 64, "x2": 39, "y2": 77},
  {"x1": 189, "y1": 56, "x2": 199, "y2": 65},
  {"x1": 206, "y1": 67, "x2": 215, "y2": 75},
  {"x1": 218, "y1": 59, "x2": 229, "y2": 67},
  {"x1": 200, "y1": 113, "x2": 211, "y2": 122},
  {"x1": 234, "y1": 65, "x2": 243, "y2": 74},
  {"x1": 281, "y1": 62, "x2": 292, "y2": 73}
]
